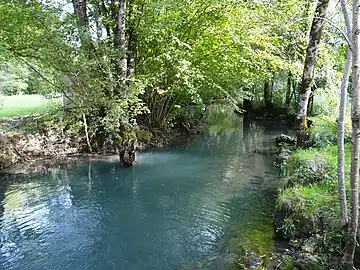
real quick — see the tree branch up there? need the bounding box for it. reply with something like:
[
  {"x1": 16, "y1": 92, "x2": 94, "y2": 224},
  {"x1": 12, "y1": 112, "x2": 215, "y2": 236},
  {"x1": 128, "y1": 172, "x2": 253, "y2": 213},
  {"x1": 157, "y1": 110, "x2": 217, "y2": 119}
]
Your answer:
[
  {"x1": 289, "y1": 16, "x2": 351, "y2": 49},
  {"x1": 18, "y1": 58, "x2": 73, "y2": 102}
]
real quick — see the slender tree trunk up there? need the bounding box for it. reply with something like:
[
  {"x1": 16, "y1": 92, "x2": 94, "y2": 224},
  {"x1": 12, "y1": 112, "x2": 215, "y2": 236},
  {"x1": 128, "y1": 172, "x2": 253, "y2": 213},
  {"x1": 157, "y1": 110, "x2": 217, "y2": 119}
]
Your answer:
[
  {"x1": 307, "y1": 90, "x2": 315, "y2": 115},
  {"x1": 117, "y1": 0, "x2": 128, "y2": 78},
  {"x1": 127, "y1": 26, "x2": 135, "y2": 78},
  {"x1": 344, "y1": 1, "x2": 360, "y2": 268},
  {"x1": 83, "y1": 113, "x2": 92, "y2": 153},
  {"x1": 116, "y1": 0, "x2": 137, "y2": 166},
  {"x1": 264, "y1": 81, "x2": 271, "y2": 111},
  {"x1": 126, "y1": 0, "x2": 135, "y2": 78},
  {"x1": 338, "y1": 0, "x2": 352, "y2": 230},
  {"x1": 285, "y1": 72, "x2": 292, "y2": 108},
  {"x1": 296, "y1": 0, "x2": 330, "y2": 147},
  {"x1": 338, "y1": 48, "x2": 351, "y2": 228}
]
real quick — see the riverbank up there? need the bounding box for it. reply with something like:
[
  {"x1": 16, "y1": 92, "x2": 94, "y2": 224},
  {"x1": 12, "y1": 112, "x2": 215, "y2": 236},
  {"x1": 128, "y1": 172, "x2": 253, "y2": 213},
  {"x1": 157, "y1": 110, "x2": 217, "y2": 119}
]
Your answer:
[
  {"x1": 0, "y1": 114, "x2": 200, "y2": 175},
  {"x1": 272, "y1": 116, "x2": 354, "y2": 269}
]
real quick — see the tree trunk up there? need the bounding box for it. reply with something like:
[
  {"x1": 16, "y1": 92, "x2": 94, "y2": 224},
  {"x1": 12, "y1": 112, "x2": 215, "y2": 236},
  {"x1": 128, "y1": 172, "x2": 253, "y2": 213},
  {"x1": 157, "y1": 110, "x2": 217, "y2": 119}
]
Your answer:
[
  {"x1": 72, "y1": 0, "x2": 92, "y2": 51},
  {"x1": 126, "y1": 0, "x2": 136, "y2": 78},
  {"x1": 72, "y1": 0, "x2": 89, "y2": 28},
  {"x1": 264, "y1": 81, "x2": 271, "y2": 111},
  {"x1": 285, "y1": 72, "x2": 292, "y2": 108},
  {"x1": 127, "y1": 26, "x2": 135, "y2": 78},
  {"x1": 296, "y1": 0, "x2": 330, "y2": 148},
  {"x1": 307, "y1": 91, "x2": 314, "y2": 115},
  {"x1": 117, "y1": 0, "x2": 128, "y2": 79},
  {"x1": 118, "y1": 139, "x2": 137, "y2": 166},
  {"x1": 344, "y1": 1, "x2": 360, "y2": 268},
  {"x1": 338, "y1": 48, "x2": 351, "y2": 228},
  {"x1": 338, "y1": 0, "x2": 352, "y2": 230}
]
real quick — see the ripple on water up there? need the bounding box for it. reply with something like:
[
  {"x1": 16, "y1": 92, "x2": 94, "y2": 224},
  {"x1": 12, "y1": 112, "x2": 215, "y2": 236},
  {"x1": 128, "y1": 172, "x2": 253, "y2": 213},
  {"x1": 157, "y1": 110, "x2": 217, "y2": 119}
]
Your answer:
[{"x1": 0, "y1": 116, "x2": 291, "y2": 269}]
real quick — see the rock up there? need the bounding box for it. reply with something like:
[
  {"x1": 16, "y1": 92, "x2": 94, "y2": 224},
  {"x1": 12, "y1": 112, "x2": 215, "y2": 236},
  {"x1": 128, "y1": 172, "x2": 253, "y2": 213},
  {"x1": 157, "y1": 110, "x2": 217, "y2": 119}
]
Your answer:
[
  {"x1": 279, "y1": 147, "x2": 292, "y2": 160},
  {"x1": 244, "y1": 251, "x2": 261, "y2": 269},
  {"x1": 294, "y1": 254, "x2": 323, "y2": 270},
  {"x1": 288, "y1": 158, "x2": 326, "y2": 186},
  {"x1": 306, "y1": 160, "x2": 325, "y2": 175},
  {"x1": 275, "y1": 147, "x2": 292, "y2": 169},
  {"x1": 302, "y1": 238, "x2": 317, "y2": 253},
  {"x1": 276, "y1": 134, "x2": 296, "y2": 146}
]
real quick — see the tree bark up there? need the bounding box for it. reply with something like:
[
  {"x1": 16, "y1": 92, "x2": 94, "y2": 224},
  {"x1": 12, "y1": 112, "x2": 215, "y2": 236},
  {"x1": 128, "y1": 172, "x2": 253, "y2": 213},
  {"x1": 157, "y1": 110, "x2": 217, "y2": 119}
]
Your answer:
[
  {"x1": 264, "y1": 81, "x2": 271, "y2": 111},
  {"x1": 344, "y1": 0, "x2": 360, "y2": 268},
  {"x1": 118, "y1": 139, "x2": 136, "y2": 166},
  {"x1": 127, "y1": 25, "x2": 135, "y2": 78},
  {"x1": 72, "y1": 0, "x2": 89, "y2": 28},
  {"x1": 72, "y1": 0, "x2": 92, "y2": 51},
  {"x1": 117, "y1": 0, "x2": 128, "y2": 78},
  {"x1": 338, "y1": 0, "x2": 352, "y2": 230},
  {"x1": 338, "y1": 48, "x2": 351, "y2": 229},
  {"x1": 296, "y1": 0, "x2": 330, "y2": 148}
]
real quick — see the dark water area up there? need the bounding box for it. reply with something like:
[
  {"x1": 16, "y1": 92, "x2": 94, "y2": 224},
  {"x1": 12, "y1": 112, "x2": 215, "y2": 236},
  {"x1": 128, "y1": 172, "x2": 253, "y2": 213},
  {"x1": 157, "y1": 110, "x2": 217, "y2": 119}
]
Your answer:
[{"x1": 0, "y1": 107, "x2": 293, "y2": 269}]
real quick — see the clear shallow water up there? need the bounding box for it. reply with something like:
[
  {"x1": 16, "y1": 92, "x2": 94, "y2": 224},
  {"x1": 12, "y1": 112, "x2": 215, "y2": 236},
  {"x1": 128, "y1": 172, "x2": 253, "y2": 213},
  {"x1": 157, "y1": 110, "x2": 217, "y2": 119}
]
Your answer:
[{"x1": 0, "y1": 110, "x2": 292, "y2": 270}]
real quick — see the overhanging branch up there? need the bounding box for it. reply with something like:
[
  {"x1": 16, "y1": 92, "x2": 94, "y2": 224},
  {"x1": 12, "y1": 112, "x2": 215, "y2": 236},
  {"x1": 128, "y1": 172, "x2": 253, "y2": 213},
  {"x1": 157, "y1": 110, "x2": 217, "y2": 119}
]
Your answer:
[
  {"x1": 289, "y1": 16, "x2": 351, "y2": 49},
  {"x1": 18, "y1": 58, "x2": 73, "y2": 102}
]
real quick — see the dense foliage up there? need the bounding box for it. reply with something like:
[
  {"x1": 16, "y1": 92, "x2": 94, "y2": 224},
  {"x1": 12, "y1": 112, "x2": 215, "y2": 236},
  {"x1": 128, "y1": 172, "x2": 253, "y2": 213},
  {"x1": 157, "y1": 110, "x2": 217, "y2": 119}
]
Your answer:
[{"x1": 1, "y1": 0, "x2": 343, "y2": 132}]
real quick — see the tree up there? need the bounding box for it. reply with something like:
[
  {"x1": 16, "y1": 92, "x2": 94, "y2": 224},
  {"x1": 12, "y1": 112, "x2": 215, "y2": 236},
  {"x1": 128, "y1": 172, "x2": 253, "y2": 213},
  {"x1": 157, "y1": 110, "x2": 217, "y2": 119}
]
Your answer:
[
  {"x1": 0, "y1": 0, "x2": 314, "y2": 164},
  {"x1": 296, "y1": 0, "x2": 330, "y2": 147},
  {"x1": 337, "y1": 0, "x2": 352, "y2": 230},
  {"x1": 344, "y1": 0, "x2": 360, "y2": 267}
]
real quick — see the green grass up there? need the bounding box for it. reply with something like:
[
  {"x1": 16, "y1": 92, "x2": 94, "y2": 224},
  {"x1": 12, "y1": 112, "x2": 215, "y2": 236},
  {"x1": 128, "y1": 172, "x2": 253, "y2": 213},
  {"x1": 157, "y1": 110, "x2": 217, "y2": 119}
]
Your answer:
[
  {"x1": 277, "y1": 144, "x2": 352, "y2": 242},
  {"x1": 277, "y1": 184, "x2": 336, "y2": 216},
  {"x1": 0, "y1": 95, "x2": 61, "y2": 118},
  {"x1": 284, "y1": 144, "x2": 352, "y2": 186}
]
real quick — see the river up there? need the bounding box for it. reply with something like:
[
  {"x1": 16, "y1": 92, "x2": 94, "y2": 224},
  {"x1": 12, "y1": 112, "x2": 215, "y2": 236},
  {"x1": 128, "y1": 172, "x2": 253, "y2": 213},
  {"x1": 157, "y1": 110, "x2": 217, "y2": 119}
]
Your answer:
[{"x1": 0, "y1": 107, "x2": 292, "y2": 269}]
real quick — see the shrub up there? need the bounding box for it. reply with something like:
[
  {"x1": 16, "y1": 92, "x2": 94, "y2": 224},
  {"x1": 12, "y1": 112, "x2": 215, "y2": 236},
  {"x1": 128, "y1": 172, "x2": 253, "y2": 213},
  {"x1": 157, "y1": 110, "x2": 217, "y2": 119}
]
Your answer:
[{"x1": 308, "y1": 116, "x2": 351, "y2": 148}]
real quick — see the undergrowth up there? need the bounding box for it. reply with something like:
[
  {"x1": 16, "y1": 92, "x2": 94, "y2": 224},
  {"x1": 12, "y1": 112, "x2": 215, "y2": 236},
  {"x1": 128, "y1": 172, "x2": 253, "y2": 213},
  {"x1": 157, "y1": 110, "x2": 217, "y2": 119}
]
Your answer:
[{"x1": 276, "y1": 143, "x2": 352, "y2": 265}]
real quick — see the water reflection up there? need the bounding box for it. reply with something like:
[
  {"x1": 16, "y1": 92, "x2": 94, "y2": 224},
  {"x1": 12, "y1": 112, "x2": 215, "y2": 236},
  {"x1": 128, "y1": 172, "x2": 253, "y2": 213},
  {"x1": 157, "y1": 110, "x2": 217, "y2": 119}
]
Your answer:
[{"x1": 0, "y1": 107, "x2": 293, "y2": 269}]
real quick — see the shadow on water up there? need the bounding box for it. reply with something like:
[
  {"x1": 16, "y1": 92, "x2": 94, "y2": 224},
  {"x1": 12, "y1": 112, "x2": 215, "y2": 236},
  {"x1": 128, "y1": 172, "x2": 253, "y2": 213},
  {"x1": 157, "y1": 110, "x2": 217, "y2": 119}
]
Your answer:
[{"x1": 0, "y1": 106, "x2": 293, "y2": 270}]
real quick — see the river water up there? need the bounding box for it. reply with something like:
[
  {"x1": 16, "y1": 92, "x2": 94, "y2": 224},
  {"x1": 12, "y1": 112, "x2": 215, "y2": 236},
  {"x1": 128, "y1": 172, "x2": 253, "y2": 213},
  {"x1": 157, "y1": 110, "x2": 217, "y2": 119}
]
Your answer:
[{"x1": 0, "y1": 107, "x2": 292, "y2": 269}]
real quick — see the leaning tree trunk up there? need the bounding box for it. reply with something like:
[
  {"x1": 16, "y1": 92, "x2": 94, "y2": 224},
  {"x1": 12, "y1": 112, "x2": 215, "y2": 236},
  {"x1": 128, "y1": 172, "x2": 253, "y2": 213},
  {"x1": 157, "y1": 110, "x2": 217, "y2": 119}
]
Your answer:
[
  {"x1": 338, "y1": 0, "x2": 352, "y2": 230},
  {"x1": 344, "y1": 0, "x2": 360, "y2": 268},
  {"x1": 296, "y1": 0, "x2": 330, "y2": 148}
]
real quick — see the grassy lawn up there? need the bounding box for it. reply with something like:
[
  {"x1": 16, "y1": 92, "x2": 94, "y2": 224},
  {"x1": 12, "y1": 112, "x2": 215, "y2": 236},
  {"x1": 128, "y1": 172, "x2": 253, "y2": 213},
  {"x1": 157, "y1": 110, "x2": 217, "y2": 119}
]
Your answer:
[{"x1": 0, "y1": 95, "x2": 61, "y2": 118}]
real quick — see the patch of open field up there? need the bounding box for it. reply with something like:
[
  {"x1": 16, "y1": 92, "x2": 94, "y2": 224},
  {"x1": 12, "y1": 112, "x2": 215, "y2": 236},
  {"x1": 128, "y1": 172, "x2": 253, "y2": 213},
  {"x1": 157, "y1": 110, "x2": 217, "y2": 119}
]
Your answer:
[{"x1": 0, "y1": 95, "x2": 61, "y2": 118}]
